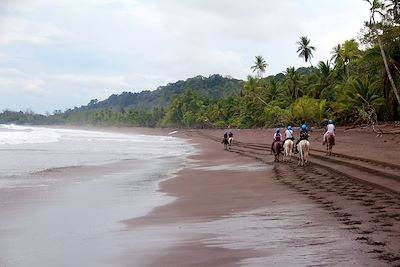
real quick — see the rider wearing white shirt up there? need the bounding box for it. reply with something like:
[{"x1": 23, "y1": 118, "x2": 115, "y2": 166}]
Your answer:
[
  {"x1": 282, "y1": 125, "x2": 294, "y2": 152},
  {"x1": 285, "y1": 126, "x2": 294, "y2": 139},
  {"x1": 323, "y1": 120, "x2": 335, "y2": 145}
]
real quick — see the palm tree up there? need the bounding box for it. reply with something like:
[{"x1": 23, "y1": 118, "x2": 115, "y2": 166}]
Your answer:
[
  {"x1": 310, "y1": 61, "x2": 334, "y2": 99},
  {"x1": 339, "y1": 77, "x2": 385, "y2": 123},
  {"x1": 330, "y1": 44, "x2": 342, "y2": 65},
  {"x1": 387, "y1": 0, "x2": 400, "y2": 23},
  {"x1": 365, "y1": 0, "x2": 400, "y2": 104},
  {"x1": 243, "y1": 75, "x2": 270, "y2": 107},
  {"x1": 341, "y1": 39, "x2": 360, "y2": 64},
  {"x1": 296, "y1": 36, "x2": 316, "y2": 66},
  {"x1": 284, "y1": 67, "x2": 301, "y2": 100},
  {"x1": 251, "y1": 55, "x2": 268, "y2": 78}
]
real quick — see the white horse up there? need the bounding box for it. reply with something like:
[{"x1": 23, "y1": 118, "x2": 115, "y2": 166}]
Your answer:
[
  {"x1": 228, "y1": 137, "x2": 233, "y2": 150},
  {"x1": 297, "y1": 140, "x2": 310, "y2": 166},
  {"x1": 283, "y1": 139, "x2": 293, "y2": 161}
]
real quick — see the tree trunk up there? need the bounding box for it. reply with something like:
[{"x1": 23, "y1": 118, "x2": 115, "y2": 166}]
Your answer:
[{"x1": 375, "y1": 28, "x2": 400, "y2": 104}]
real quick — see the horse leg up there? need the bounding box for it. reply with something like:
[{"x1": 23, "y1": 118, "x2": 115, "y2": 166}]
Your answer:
[
  {"x1": 298, "y1": 148, "x2": 303, "y2": 166},
  {"x1": 284, "y1": 147, "x2": 288, "y2": 162},
  {"x1": 326, "y1": 142, "x2": 329, "y2": 155},
  {"x1": 304, "y1": 150, "x2": 308, "y2": 165},
  {"x1": 326, "y1": 136, "x2": 333, "y2": 156}
]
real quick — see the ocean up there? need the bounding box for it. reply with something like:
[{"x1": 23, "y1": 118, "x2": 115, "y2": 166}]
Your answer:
[{"x1": 0, "y1": 124, "x2": 195, "y2": 267}]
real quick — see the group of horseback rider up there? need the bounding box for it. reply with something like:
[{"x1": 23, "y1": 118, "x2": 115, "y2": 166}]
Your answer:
[
  {"x1": 222, "y1": 120, "x2": 336, "y2": 153},
  {"x1": 271, "y1": 120, "x2": 336, "y2": 154},
  {"x1": 222, "y1": 128, "x2": 233, "y2": 148}
]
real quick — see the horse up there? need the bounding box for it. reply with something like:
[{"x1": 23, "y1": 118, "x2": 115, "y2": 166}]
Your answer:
[
  {"x1": 222, "y1": 137, "x2": 229, "y2": 150},
  {"x1": 228, "y1": 137, "x2": 233, "y2": 150},
  {"x1": 283, "y1": 139, "x2": 293, "y2": 161},
  {"x1": 297, "y1": 140, "x2": 310, "y2": 166},
  {"x1": 326, "y1": 134, "x2": 335, "y2": 156},
  {"x1": 273, "y1": 141, "x2": 282, "y2": 162}
]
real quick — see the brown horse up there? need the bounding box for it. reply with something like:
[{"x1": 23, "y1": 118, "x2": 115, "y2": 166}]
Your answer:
[
  {"x1": 326, "y1": 134, "x2": 335, "y2": 156},
  {"x1": 273, "y1": 141, "x2": 282, "y2": 162},
  {"x1": 222, "y1": 137, "x2": 229, "y2": 150}
]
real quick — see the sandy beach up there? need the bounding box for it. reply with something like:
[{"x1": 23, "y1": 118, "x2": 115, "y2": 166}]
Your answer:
[
  {"x1": 124, "y1": 125, "x2": 400, "y2": 266},
  {"x1": 1, "y1": 125, "x2": 399, "y2": 266}
]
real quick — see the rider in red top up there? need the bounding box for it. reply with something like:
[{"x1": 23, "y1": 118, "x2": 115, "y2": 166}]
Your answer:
[{"x1": 271, "y1": 128, "x2": 282, "y2": 154}]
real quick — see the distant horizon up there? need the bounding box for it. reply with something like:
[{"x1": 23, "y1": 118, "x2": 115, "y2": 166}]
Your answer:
[{"x1": 1, "y1": 70, "x2": 306, "y2": 115}]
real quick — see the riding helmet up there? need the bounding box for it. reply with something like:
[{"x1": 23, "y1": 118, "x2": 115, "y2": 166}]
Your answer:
[
  {"x1": 328, "y1": 119, "x2": 333, "y2": 124},
  {"x1": 301, "y1": 124, "x2": 307, "y2": 130},
  {"x1": 276, "y1": 128, "x2": 280, "y2": 133},
  {"x1": 287, "y1": 125, "x2": 292, "y2": 130}
]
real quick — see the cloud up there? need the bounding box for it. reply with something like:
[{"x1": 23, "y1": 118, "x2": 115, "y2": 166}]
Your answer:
[
  {"x1": 0, "y1": 16, "x2": 63, "y2": 45},
  {"x1": 0, "y1": 68, "x2": 45, "y2": 96},
  {"x1": 0, "y1": 0, "x2": 372, "y2": 113},
  {"x1": 0, "y1": 68, "x2": 135, "y2": 112}
]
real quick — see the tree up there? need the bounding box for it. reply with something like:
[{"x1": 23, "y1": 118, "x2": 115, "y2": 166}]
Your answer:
[
  {"x1": 309, "y1": 61, "x2": 334, "y2": 99},
  {"x1": 365, "y1": 0, "x2": 400, "y2": 104},
  {"x1": 242, "y1": 75, "x2": 271, "y2": 108},
  {"x1": 284, "y1": 67, "x2": 302, "y2": 100},
  {"x1": 330, "y1": 44, "x2": 343, "y2": 66},
  {"x1": 251, "y1": 55, "x2": 268, "y2": 78},
  {"x1": 296, "y1": 36, "x2": 316, "y2": 66},
  {"x1": 336, "y1": 77, "x2": 385, "y2": 123},
  {"x1": 291, "y1": 96, "x2": 327, "y2": 125}
]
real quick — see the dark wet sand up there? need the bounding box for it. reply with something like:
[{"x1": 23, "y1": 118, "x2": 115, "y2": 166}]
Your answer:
[{"x1": 125, "y1": 126, "x2": 400, "y2": 266}]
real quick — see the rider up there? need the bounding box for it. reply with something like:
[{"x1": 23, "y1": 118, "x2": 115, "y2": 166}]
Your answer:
[
  {"x1": 227, "y1": 129, "x2": 234, "y2": 146},
  {"x1": 282, "y1": 125, "x2": 294, "y2": 151},
  {"x1": 222, "y1": 131, "x2": 229, "y2": 146},
  {"x1": 228, "y1": 130, "x2": 233, "y2": 139},
  {"x1": 295, "y1": 124, "x2": 309, "y2": 154},
  {"x1": 323, "y1": 119, "x2": 335, "y2": 145},
  {"x1": 271, "y1": 128, "x2": 282, "y2": 154}
]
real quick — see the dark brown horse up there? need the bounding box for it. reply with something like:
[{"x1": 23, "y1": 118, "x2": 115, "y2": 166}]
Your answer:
[
  {"x1": 222, "y1": 137, "x2": 229, "y2": 150},
  {"x1": 273, "y1": 141, "x2": 282, "y2": 162},
  {"x1": 326, "y1": 134, "x2": 335, "y2": 156}
]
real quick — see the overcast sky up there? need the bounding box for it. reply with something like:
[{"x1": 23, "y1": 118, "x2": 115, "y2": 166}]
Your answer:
[{"x1": 0, "y1": 0, "x2": 370, "y2": 114}]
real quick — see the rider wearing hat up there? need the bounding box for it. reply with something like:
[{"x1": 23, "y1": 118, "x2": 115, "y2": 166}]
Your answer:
[
  {"x1": 282, "y1": 125, "x2": 294, "y2": 149},
  {"x1": 271, "y1": 128, "x2": 282, "y2": 154},
  {"x1": 323, "y1": 119, "x2": 335, "y2": 145},
  {"x1": 295, "y1": 124, "x2": 309, "y2": 154}
]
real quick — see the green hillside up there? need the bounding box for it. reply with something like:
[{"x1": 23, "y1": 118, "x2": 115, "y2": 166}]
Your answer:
[{"x1": 75, "y1": 74, "x2": 243, "y2": 112}]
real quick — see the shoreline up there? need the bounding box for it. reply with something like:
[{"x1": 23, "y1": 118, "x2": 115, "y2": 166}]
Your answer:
[{"x1": 1, "y1": 125, "x2": 399, "y2": 266}]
